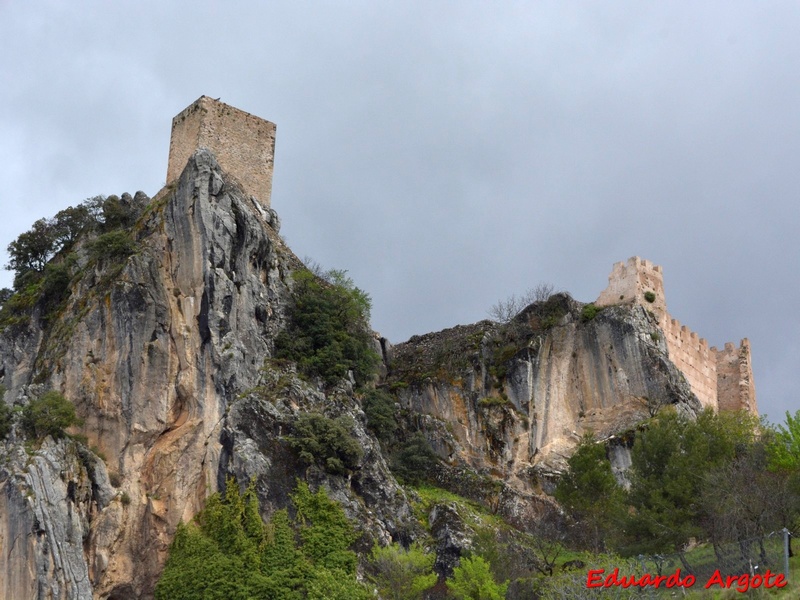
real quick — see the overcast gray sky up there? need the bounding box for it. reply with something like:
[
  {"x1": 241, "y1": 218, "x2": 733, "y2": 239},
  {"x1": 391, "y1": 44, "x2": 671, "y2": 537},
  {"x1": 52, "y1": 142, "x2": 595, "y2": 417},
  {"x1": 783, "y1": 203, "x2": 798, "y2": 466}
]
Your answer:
[{"x1": 1, "y1": 1, "x2": 797, "y2": 423}]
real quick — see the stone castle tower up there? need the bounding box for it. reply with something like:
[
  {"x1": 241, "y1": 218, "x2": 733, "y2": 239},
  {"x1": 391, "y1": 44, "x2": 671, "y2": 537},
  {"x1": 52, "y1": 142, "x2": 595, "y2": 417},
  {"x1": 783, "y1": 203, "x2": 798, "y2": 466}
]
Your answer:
[
  {"x1": 167, "y1": 96, "x2": 277, "y2": 209},
  {"x1": 596, "y1": 257, "x2": 757, "y2": 415}
]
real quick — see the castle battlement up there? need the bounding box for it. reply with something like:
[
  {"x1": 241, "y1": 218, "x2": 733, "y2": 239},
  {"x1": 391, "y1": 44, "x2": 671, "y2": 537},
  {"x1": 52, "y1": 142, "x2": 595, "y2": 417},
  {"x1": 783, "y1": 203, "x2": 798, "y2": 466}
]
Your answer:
[
  {"x1": 597, "y1": 257, "x2": 757, "y2": 415},
  {"x1": 167, "y1": 96, "x2": 276, "y2": 210}
]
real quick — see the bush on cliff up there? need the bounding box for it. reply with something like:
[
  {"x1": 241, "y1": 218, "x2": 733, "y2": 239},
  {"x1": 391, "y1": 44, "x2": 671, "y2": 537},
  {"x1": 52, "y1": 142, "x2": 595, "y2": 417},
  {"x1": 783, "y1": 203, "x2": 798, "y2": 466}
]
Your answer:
[
  {"x1": 288, "y1": 412, "x2": 364, "y2": 476},
  {"x1": 21, "y1": 391, "x2": 81, "y2": 440},
  {"x1": 275, "y1": 268, "x2": 379, "y2": 386},
  {"x1": 0, "y1": 387, "x2": 11, "y2": 440}
]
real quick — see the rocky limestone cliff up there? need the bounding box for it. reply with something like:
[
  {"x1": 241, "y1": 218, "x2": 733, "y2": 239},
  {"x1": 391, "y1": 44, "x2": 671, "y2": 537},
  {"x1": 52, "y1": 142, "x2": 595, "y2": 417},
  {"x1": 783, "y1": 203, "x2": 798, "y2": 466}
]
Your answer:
[
  {"x1": 0, "y1": 151, "x2": 413, "y2": 599},
  {"x1": 0, "y1": 148, "x2": 712, "y2": 600},
  {"x1": 386, "y1": 295, "x2": 701, "y2": 499}
]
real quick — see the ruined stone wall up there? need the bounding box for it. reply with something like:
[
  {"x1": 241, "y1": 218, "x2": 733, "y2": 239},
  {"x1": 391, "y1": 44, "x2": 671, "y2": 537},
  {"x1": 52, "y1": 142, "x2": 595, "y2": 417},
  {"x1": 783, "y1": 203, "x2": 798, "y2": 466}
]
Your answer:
[
  {"x1": 596, "y1": 257, "x2": 757, "y2": 414},
  {"x1": 715, "y1": 340, "x2": 758, "y2": 414},
  {"x1": 167, "y1": 96, "x2": 276, "y2": 209}
]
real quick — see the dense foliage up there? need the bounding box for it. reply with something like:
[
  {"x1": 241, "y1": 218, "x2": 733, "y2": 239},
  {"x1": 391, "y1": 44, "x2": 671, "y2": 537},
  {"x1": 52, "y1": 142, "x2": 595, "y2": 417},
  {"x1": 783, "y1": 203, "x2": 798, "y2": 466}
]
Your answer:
[
  {"x1": 155, "y1": 480, "x2": 370, "y2": 600},
  {"x1": 288, "y1": 412, "x2": 364, "y2": 476},
  {"x1": 555, "y1": 408, "x2": 800, "y2": 559},
  {"x1": 362, "y1": 388, "x2": 398, "y2": 445},
  {"x1": 21, "y1": 391, "x2": 81, "y2": 440},
  {"x1": 0, "y1": 386, "x2": 11, "y2": 440},
  {"x1": 554, "y1": 433, "x2": 625, "y2": 552},
  {"x1": 448, "y1": 555, "x2": 509, "y2": 600},
  {"x1": 275, "y1": 269, "x2": 379, "y2": 386},
  {"x1": 1, "y1": 194, "x2": 144, "y2": 331},
  {"x1": 367, "y1": 543, "x2": 437, "y2": 600},
  {"x1": 391, "y1": 432, "x2": 441, "y2": 485}
]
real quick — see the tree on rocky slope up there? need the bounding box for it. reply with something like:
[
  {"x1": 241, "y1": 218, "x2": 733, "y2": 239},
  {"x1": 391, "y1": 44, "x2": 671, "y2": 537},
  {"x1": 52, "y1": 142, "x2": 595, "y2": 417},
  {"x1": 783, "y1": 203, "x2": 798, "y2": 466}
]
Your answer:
[
  {"x1": 275, "y1": 268, "x2": 379, "y2": 386},
  {"x1": 155, "y1": 480, "x2": 370, "y2": 600},
  {"x1": 554, "y1": 434, "x2": 625, "y2": 553}
]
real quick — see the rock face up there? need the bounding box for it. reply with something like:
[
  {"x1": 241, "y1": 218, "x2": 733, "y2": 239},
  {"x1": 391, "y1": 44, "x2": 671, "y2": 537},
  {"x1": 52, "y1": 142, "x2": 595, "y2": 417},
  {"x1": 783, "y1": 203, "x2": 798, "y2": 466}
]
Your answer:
[
  {"x1": 0, "y1": 151, "x2": 413, "y2": 599},
  {"x1": 0, "y1": 436, "x2": 113, "y2": 600},
  {"x1": 387, "y1": 295, "x2": 701, "y2": 500},
  {"x1": 0, "y1": 144, "x2": 744, "y2": 599}
]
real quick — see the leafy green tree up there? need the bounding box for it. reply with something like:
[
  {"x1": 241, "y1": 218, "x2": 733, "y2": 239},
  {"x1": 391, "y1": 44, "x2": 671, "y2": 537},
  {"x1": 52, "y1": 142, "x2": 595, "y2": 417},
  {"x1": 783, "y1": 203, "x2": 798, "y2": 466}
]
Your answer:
[
  {"x1": 554, "y1": 433, "x2": 625, "y2": 552},
  {"x1": 291, "y1": 481, "x2": 360, "y2": 573},
  {"x1": 6, "y1": 218, "x2": 57, "y2": 278},
  {"x1": 0, "y1": 288, "x2": 12, "y2": 307},
  {"x1": 21, "y1": 391, "x2": 81, "y2": 440},
  {"x1": 448, "y1": 555, "x2": 508, "y2": 600},
  {"x1": 275, "y1": 269, "x2": 379, "y2": 386},
  {"x1": 623, "y1": 408, "x2": 756, "y2": 554},
  {"x1": 767, "y1": 410, "x2": 800, "y2": 472},
  {"x1": 305, "y1": 567, "x2": 372, "y2": 600},
  {"x1": 51, "y1": 204, "x2": 93, "y2": 249},
  {"x1": 156, "y1": 480, "x2": 370, "y2": 600},
  {"x1": 391, "y1": 432, "x2": 440, "y2": 485},
  {"x1": 288, "y1": 412, "x2": 364, "y2": 475},
  {"x1": 367, "y1": 543, "x2": 437, "y2": 600},
  {"x1": 362, "y1": 388, "x2": 398, "y2": 445}
]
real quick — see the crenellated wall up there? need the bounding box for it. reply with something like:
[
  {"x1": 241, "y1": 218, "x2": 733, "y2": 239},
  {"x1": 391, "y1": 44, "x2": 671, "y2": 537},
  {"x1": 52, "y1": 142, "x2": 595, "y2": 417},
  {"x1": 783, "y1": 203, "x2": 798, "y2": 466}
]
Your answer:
[
  {"x1": 596, "y1": 257, "x2": 757, "y2": 415},
  {"x1": 664, "y1": 317, "x2": 717, "y2": 409},
  {"x1": 596, "y1": 257, "x2": 667, "y2": 326}
]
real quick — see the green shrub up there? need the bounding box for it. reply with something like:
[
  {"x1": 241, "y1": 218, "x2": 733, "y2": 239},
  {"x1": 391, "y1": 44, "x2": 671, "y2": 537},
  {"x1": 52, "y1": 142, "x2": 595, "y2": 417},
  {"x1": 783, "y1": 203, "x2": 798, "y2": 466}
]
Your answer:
[
  {"x1": 88, "y1": 230, "x2": 136, "y2": 261},
  {"x1": 643, "y1": 291, "x2": 656, "y2": 303},
  {"x1": 275, "y1": 269, "x2": 379, "y2": 386},
  {"x1": 580, "y1": 303, "x2": 600, "y2": 322},
  {"x1": 0, "y1": 386, "x2": 11, "y2": 440},
  {"x1": 478, "y1": 396, "x2": 509, "y2": 409},
  {"x1": 367, "y1": 542, "x2": 437, "y2": 599},
  {"x1": 21, "y1": 390, "x2": 81, "y2": 440},
  {"x1": 391, "y1": 432, "x2": 439, "y2": 485},
  {"x1": 362, "y1": 389, "x2": 398, "y2": 444},
  {"x1": 288, "y1": 412, "x2": 364, "y2": 475},
  {"x1": 448, "y1": 555, "x2": 509, "y2": 600}
]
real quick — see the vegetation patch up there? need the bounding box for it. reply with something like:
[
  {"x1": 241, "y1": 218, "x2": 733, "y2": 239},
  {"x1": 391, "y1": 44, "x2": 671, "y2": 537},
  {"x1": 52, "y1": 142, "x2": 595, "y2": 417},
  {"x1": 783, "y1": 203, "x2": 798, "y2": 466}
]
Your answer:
[
  {"x1": 390, "y1": 432, "x2": 440, "y2": 486},
  {"x1": 361, "y1": 388, "x2": 398, "y2": 445},
  {"x1": 288, "y1": 412, "x2": 364, "y2": 476},
  {"x1": 155, "y1": 479, "x2": 371, "y2": 599},
  {"x1": 274, "y1": 269, "x2": 379, "y2": 387},
  {"x1": 21, "y1": 391, "x2": 82, "y2": 440},
  {"x1": 580, "y1": 303, "x2": 601, "y2": 322}
]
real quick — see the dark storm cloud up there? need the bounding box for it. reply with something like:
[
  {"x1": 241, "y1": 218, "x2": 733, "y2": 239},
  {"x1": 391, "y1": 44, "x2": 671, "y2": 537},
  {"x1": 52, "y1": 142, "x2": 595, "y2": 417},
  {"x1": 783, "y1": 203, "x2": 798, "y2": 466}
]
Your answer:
[{"x1": 0, "y1": 1, "x2": 797, "y2": 421}]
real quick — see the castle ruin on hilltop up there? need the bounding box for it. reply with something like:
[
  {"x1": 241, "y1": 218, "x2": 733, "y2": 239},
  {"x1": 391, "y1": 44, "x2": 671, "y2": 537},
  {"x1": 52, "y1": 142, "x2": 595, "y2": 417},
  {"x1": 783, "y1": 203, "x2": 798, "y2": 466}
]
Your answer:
[
  {"x1": 596, "y1": 257, "x2": 757, "y2": 414},
  {"x1": 167, "y1": 96, "x2": 277, "y2": 209},
  {"x1": 164, "y1": 99, "x2": 756, "y2": 417}
]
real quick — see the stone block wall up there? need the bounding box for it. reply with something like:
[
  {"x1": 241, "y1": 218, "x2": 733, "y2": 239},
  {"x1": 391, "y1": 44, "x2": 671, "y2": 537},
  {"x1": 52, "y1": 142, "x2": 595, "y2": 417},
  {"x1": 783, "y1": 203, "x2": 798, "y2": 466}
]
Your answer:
[
  {"x1": 664, "y1": 318, "x2": 717, "y2": 409},
  {"x1": 167, "y1": 96, "x2": 276, "y2": 209},
  {"x1": 715, "y1": 340, "x2": 757, "y2": 413},
  {"x1": 596, "y1": 257, "x2": 668, "y2": 327},
  {"x1": 596, "y1": 257, "x2": 757, "y2": 415}
]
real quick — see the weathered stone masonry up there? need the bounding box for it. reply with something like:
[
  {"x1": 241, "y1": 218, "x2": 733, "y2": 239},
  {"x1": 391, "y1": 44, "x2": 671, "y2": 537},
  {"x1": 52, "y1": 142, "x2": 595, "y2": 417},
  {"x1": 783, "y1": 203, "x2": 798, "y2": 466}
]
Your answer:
[
  {"x1": 596, "y1": 256, "x2": 757, "y2": 414},
  {"x1": 167, "y1": 96, "x2": 277, "y2": 209}
]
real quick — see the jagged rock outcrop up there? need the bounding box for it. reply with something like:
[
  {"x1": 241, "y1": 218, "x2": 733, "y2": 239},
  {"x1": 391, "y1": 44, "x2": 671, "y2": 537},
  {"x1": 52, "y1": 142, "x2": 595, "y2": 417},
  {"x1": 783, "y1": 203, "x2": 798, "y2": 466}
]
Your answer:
[
  {"x1": 0, "y1": 436, "x2": 113, "y2": 600},
  {"x1": 387, "y1": 294, "x2": 701, "y2": 502},
  {"x1": 0, "y1": 150, "x2": 414, "y2": 599}
]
